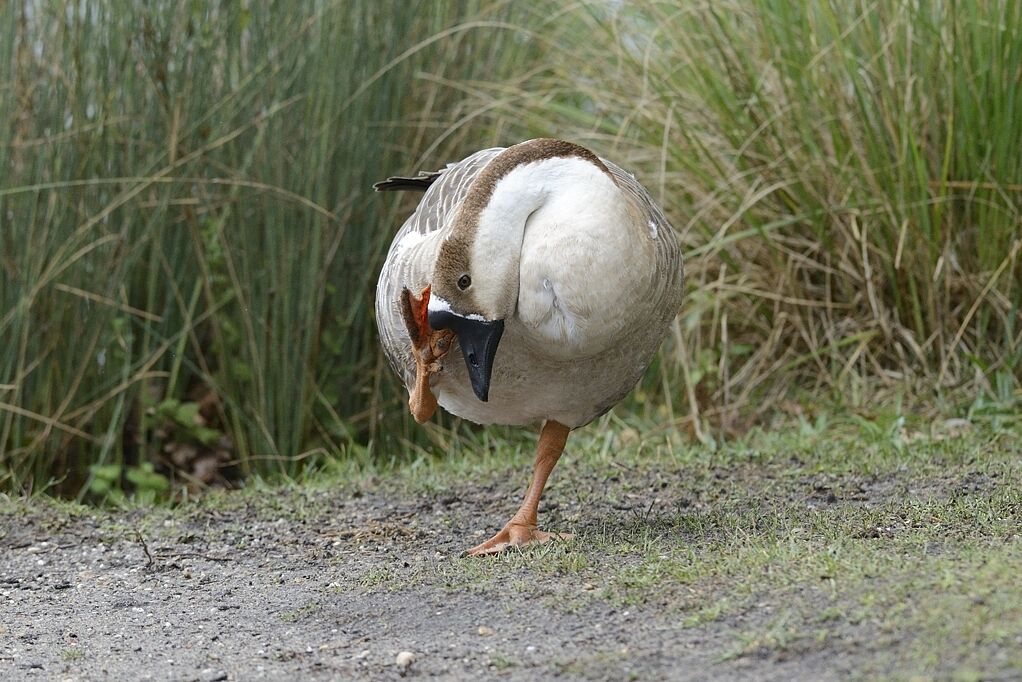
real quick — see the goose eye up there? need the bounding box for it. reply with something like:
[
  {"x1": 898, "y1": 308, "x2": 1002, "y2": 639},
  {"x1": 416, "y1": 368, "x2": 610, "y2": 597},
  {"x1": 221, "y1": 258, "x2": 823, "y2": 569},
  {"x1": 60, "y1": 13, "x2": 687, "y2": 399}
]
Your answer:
[{"x1": 457, "y1": 274, "x2": 472, "y2": 290}]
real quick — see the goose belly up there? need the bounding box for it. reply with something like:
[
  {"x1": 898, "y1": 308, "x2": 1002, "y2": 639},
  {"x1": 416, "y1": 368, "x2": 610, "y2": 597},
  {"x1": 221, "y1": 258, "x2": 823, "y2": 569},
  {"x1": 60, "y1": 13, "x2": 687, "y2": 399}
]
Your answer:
[{"x1": 433, "y1": 323, "x2": 659, "y2": 428}]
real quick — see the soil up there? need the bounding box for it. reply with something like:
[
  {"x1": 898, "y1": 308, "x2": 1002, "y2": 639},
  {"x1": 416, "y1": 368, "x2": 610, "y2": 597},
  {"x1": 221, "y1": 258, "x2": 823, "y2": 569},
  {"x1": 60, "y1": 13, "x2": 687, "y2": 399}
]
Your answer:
[{"x1": 0, "y1": 444, "x2": 1015, "y2": 681}]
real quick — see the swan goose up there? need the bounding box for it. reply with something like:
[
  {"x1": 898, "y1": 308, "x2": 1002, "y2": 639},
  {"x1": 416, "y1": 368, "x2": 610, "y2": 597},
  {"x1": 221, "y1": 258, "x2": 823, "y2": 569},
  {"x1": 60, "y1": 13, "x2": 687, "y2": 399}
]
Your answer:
[{"x1": 375, "y1": 139, "x2": 684, "y2": 555}]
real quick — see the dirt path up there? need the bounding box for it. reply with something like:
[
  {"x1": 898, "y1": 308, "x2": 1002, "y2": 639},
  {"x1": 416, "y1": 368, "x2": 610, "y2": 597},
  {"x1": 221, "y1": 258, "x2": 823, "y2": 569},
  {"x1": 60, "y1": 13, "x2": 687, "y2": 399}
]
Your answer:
[
  {"x1": 0, "y1": 482, "x2": 835, "y2": 680},
  {"x1": 0, "y1": 492, "x2": 754, "y2": 681},
  {"x1": 3, "y1": 427, "x2": 1020, "y2": 680}
]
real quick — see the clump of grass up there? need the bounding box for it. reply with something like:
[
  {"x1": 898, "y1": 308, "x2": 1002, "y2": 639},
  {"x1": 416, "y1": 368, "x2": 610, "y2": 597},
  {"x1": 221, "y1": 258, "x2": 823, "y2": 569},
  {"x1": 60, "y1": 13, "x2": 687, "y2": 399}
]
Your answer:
[
  {"x1": 279, "y1": 601, "x2": 320, "y2": 623},
  {"x1": 478, "y1": 1, "x2": 1022, "y2": 433},
  {"x1": 0, "y1": 1, "x2": 539, "y2": 496}
]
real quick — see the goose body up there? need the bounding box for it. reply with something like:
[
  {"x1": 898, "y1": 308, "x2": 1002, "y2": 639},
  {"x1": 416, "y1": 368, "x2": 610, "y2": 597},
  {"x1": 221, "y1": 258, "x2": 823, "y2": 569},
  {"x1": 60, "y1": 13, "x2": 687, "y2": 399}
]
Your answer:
[
  {"x1": 376, "y1": 139, "x2": 683, "y2": 428},
  {"x1": 374, "y1": 139, "x2": 683, "y2": 554}
]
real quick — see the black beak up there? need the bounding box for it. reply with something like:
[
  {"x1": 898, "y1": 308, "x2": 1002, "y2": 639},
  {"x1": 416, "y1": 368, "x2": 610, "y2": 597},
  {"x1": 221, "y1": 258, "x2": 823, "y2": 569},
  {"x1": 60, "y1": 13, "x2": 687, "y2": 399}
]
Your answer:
[{"x1": 427, "y1": 309, "x2": 504, "y2": 402}]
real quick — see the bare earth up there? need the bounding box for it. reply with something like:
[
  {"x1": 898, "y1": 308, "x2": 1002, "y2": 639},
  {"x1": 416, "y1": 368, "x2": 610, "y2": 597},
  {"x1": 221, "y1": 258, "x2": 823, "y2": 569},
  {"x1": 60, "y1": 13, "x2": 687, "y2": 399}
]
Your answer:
[{"x1": 2, "y1": 426, "x2": 1020, "y2": 681}]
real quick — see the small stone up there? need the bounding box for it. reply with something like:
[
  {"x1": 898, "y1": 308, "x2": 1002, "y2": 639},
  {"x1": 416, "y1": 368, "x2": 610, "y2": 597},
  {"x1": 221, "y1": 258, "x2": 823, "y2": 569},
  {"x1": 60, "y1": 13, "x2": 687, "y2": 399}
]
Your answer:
[
  {"x1": 477, "y1": 625, "x2": 494, "y2": 636},
  {"x1": 395, "y1": 651, "x2": 416, "y2": 670}
]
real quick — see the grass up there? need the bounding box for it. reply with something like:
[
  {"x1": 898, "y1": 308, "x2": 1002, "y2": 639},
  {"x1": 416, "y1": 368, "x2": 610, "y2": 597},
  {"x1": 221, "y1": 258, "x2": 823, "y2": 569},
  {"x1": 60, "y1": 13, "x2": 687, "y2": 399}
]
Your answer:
[
  {"x1": 2, "y1": 1, "x2": 1021, "y2": 499},
  {"x1": 279, "y1": 601, "x2": 321, "y2": 623},
  {"x1": 59, "y1": 647, "x2": 85, "y2": 662},
  {"x1": 472, "y1": 1, "x2": 1022, "y2": 431},
  {"x1": 0, "y1": 1, "x2": 539, "y2": 495},
  {"x1": 4, "y1": 414, "x2": 1017, "y2": 678},
  {"x1": 372, "y1": 414, "x2": 1022, "y2": 673}
]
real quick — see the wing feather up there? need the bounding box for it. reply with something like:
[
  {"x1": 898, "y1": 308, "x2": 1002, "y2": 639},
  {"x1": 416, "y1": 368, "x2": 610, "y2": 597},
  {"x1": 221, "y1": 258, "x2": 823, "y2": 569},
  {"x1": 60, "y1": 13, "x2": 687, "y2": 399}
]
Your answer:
[{"x1": 604, "y1": 159, "x2": 685, "y2": 316}]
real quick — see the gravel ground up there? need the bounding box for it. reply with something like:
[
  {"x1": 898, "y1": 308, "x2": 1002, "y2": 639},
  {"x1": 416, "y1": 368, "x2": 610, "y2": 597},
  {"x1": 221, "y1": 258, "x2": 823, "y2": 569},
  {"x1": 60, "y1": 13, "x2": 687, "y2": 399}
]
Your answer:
[
  {"x1": 0, "y1": 482, "x2": 831, "y2": 680},
  {"x1": 2, "y1": 427, "x2": 1020, "y2": 681}
]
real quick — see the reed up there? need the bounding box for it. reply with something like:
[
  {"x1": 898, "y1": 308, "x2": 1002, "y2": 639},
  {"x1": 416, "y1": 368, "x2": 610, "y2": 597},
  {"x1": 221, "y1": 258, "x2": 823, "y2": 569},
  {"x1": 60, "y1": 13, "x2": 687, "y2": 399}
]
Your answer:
[
  {"x1": 469, "y1": 0, "x2": 1022, "y2": 434},
  {"x1": 0, "y1": 0, "x2": 537, "y2": 496},
  {"x1": 3, "y1": 1, "x2": 1019, "y2": 498}
]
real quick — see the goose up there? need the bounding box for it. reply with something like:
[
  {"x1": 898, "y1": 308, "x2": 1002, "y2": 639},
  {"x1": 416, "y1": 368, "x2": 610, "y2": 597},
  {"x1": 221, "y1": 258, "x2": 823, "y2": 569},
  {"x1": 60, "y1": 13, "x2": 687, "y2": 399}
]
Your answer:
[{"x1": 375, "y1": 138, "x2": 684, "y2": 555}]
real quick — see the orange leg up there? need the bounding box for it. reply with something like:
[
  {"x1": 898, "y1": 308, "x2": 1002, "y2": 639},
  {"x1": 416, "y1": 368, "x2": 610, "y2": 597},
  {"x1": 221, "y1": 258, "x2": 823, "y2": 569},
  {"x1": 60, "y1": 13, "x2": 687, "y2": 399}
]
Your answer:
[
  {"x1": 467, "y1": 420, "x2": 572, "y2": 556},
  {"x1": 400, "y1": 286, "x2": 453, "y2": 424}
]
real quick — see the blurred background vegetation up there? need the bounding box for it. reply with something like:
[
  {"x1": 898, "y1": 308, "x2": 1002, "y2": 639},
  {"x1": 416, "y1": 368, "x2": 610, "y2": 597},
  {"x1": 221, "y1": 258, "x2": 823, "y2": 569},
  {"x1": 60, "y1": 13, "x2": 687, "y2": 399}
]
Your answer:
[{"x1": 1, "y1": 0, "x2": 1019, "y2": 501}]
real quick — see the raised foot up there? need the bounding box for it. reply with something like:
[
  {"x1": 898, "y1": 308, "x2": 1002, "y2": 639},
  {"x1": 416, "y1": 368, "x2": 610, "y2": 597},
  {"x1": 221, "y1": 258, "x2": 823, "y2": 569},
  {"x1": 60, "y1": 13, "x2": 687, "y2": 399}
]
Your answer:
[{"x1": 465, "y1": 522, "x2": 573, "y2": 556}]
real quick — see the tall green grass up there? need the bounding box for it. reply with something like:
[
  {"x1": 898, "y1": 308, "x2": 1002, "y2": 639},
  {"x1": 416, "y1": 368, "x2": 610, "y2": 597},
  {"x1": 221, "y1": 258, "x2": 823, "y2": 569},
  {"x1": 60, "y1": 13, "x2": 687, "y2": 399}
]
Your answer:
[
  {"x1": 472, "y1": 1, "x2": 1022, "y2": 432},
  {"x1": 0, "y1": 0, "x2": 536, "y2": 496},
  {"x1": 2, "y1": 1, "x2": 1020, "y2": 498}
]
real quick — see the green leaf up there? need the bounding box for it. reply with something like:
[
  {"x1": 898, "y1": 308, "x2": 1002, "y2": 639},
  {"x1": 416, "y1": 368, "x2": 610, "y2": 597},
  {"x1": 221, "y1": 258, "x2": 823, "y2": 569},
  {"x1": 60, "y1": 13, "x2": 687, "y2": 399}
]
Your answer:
[
  {"x1": 125, "y1": 465, "x2": 169, "y2": 492},
  {"x1": 173, "y1": 402, "x2": 201, "y2": 427},
  {"x1": 89, "y1": 463, "x2": 122, "y2": 482}
]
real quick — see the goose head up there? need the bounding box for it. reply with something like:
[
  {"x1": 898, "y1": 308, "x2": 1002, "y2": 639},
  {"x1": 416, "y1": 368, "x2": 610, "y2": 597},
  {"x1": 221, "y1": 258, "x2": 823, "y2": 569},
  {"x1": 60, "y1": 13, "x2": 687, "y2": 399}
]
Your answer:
[
  {"x1": 427, "y1": 232, "x2": 508, "y2": 403},
  {"x1": 426, "y1": 139, "x2": 616, "y2": 403}
]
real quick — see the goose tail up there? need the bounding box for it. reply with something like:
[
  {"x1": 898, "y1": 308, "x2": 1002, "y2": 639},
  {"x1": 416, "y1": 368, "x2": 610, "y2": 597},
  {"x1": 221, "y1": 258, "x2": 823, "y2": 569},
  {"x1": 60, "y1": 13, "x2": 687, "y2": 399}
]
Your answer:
[{"x1": 372, "y1": 171, "x2": 443, "y2": 193}]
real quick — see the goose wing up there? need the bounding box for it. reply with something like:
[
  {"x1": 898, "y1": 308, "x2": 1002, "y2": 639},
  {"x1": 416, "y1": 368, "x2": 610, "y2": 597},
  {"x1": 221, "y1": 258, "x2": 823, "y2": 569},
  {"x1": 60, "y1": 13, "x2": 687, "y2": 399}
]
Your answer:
[
  {"x1": 603, "y1": 159, "x2": 685, "y2": 315},
  {"x1": 375, "y1": 147, "x2": 504, "y2": 387}
]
